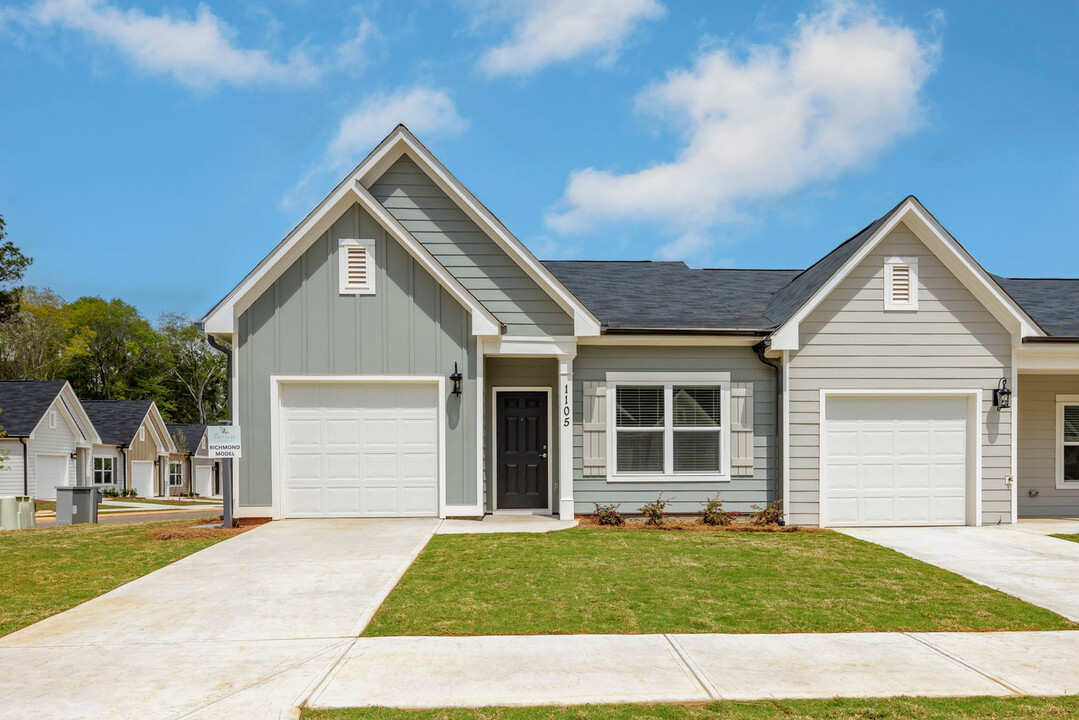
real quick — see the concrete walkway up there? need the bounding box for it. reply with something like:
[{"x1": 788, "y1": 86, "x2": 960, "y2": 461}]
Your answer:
[
  {"x1": 0, "y1": 518, "x2": 439, "y2": 720},
  {"x1": 308, "y1": 630, "x2": 1079, "y2": 710},
  {"x1": 438, "y1": 513, "x2": 578, "y2": 534},
  {"x1": 840, "y1": 519, "x2": 1079, "y2": 622}
]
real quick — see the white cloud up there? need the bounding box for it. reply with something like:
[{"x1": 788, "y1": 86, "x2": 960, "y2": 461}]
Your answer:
[
  {"x1": 547, "y1": 1, "x2": 940, "y2": 254},
  {"x1": 283, "y1": 87, "x2": 468, "y2": 209},
  {"x1": 475, "y1": 0, "x2": 665, "y2": 77},
  {"x1": 21, "y1": 0, "x2": 377, "y2": 91}
]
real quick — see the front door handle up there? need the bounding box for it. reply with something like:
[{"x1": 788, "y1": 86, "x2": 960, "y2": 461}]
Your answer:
[{"x1": 540, "y1": 452, "x2": 548, "y2": 458}]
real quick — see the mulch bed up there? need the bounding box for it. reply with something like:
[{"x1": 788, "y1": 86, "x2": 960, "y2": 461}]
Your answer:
[{"x1": 576, "y1": 515, "x2": 819, "y2": 532}]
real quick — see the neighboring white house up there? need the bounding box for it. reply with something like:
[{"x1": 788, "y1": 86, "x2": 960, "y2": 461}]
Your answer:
[
  {"x1": 82, "y1": 401, "x2": 177, "y2": 498},
  {"x1": 0, "y1": 380, "x2": 101, "y2": 500}
]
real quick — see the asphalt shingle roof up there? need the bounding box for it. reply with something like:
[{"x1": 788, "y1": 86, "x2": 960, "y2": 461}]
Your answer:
[
  {"x1": 544, "y1": 261, "x2": 800, "y2": 331},
  {"x1": 0, "y1": 380, "x2": 68, "y2": 437},
  {"x1": 82, "y1": 401, "x2": 153, "y2": 446},
  {"x1": 167, "y1": 423, "x2": 206, "y2": 454},
  {"x1": 995, "y1": 277, "x2": 1079, "y2": 338}
]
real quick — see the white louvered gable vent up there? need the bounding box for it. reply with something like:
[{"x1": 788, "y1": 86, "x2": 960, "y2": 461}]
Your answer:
[
  {"x1": 339, "y1": 239, "x2": 376, "y2": 295},
  {"x1": 884, "y1": 257, "x2": 918, "y2": 311}
]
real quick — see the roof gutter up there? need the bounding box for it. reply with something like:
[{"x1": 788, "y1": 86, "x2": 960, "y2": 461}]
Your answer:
[
  {"x1": 753, "y1": 342, "x2": 784, "y2": 526},
  {"x1": 1022, "y1": 336, "x2": 1079, "y2": 344}
]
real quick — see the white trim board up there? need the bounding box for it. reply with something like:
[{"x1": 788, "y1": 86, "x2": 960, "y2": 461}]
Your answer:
[
  {"x1": 489, "y1": 387, "x2": 554, "y2": 514},
  {"x1": 202, "y1": 125, "x2": 595, "y2": 338},
  {"x1": 769, "y1": 197, "x2": 1044, "y2": 351},
  {"x1": 268, "y1": 374, "x2": 448, "y2": 520},
  {"x1": 817, "y1": 388, "x2": 983, "y2": 528},
  {"x1": 1056, "y1": 394, "x2": 1079, "y2": 491}
]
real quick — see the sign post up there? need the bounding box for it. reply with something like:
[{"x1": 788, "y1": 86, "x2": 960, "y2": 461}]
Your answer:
[{"x1": 207, "y1": 426, "x2": 241, "y2": 528}]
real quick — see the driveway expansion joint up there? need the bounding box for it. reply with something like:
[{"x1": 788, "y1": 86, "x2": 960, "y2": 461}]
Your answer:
[
  {"x1": 904, "y1": 633, "x2": 1026, "y2": 696},
  {"x1": 663, "y1": 634, "x2": 722, "y2": 700}
]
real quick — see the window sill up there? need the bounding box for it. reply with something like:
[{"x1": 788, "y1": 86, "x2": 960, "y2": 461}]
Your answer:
[
  {"x1": 1055, "y1": 481, "x2": 1079, "y2": 491},
  {"x1": 607, "y1": 474, "x2": 731, "y2": 484}
]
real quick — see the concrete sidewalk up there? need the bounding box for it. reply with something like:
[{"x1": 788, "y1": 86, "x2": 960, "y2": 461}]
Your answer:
[{"x1": 309, "y1": 630, "x2": 1079, "y2": 710}]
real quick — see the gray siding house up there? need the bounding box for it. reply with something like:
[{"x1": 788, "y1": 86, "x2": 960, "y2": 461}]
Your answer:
[{"x1": 202, "y1": 125, "x2": 1079, "y2": 527}]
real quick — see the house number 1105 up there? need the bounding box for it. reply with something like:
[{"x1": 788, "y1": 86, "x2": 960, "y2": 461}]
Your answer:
[{"x1": 562, "y1": 384, "x2": 571, "y2": 427}]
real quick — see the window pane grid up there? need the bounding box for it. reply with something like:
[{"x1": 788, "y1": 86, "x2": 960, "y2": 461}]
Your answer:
[
  {"x1": 1065, "y1": 406, "x2": 1079, "y2": 483},
  {"x1": 614, "y1": 382, "x2": 726, "y2": 477}
]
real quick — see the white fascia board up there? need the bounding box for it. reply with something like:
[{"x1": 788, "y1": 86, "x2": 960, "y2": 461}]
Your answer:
[
  {"x1": 768, "y1": 198, "x2": 1043, "y2": 351},
  {"x1": 578, "y1": 334, "x2": 762, "y2": 347},
  {"x1": 351, "y1": 183, "x2": 501, "y2": 336},
  {"x1": 362, "y1": 129, "x2": 602, "y2": 337},
  {"x1": 59, "y1": 383, "x2": 101, "y2": 445},
  {"x1": 1016, "y1": 345, "x2": 1079, "y2": 372},
  {"x1": 486, "y1": 336, "x2": 578, "y2": 357},
  {"x1": 144, "y1": 405, "x2": 178, "y2": 455}
]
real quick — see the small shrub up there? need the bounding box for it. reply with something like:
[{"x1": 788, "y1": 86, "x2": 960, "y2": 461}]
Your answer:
[
  {"x1": 639, "y1": 493, "x2": 671, "y2": 526},
  {"x1": 592, "y1": 502, "x2": 625, "y2": 526},
  {"x1": 102, "y1": 487, "x2": 119, "y2": 498},
  {"x1": 750, "y1": 499, "x2": 783, "y2": 526},
  {"x1": 699, "y1": 493, "x2": 733, "y2": 526}
]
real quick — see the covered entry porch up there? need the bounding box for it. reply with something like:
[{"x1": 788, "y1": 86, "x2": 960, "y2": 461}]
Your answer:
[{"x1": 481, "y1": 338, "x2": 575, "y2": 520}]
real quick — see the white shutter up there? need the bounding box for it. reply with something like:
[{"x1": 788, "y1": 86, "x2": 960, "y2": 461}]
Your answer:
[
  {"x1": 340, "y1": 239, "x2": 376, "y2": 295},
  {"x1": 582, "y1": 381, "x2": 606, "y2": 477},
  {"x1": 730, "y1": 381, "x2": 754, "y2": 477},
  {"x1": 884, "y1": 257, "x2": 918, "y2": 310}
]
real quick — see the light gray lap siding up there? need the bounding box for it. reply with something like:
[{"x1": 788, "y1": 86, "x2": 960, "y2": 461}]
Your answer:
[
  {"x1": 1017, "y1": 374, "x2": 1079, "y2": 516},
  {"x1": 786, "y1": 223, "x2": 1013, "y2": 526},
  {"x1": 28, "y1": 405, "x2": 78, "y2": 500},
  {"x1": 370, "y1": 157, "x2": 573, "y2": 336},
  {"x1": 236, "y1": 202, "x2": 478, "y2": 508},
  {"x1": 572, "y1": 345, "x2": 777, "y2": 515}
]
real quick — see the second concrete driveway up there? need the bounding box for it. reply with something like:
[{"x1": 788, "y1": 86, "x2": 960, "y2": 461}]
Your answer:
[
  {"x1": 841, "y1": 519, "x2": 1079, "y2": 622},
  {"x1": 0, "y1": 518, "x2": 439, "y2": 720}
]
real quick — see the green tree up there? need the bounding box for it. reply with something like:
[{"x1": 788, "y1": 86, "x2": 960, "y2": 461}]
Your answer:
[
  {"x1": 0, "y1": 287, "x2": 75, "y2": 379},
  {"x1": 65, "y1": 296, "x2": 161, "y2": 400},
  {"x1": 156, "y1": 313, "x2": 227, "y2": 424},
  {"x1": 0, "y1": 214, "x2": 33, "y2": 323}
]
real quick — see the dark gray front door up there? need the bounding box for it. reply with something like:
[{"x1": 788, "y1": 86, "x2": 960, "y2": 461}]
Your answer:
[{"x1": 496, "y1": 391, "x2": 549, "y2": 509}]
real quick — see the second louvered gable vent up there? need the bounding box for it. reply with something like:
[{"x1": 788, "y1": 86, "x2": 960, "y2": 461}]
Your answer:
[
  {"x1": 339, "y1": 239, "x2": 376, "y2": 295},
  {"x1": 884, "y1": 257, "x2": 918, "y2": 310}
]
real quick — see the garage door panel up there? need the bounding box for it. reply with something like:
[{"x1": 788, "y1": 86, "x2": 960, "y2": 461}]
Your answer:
[
  {"x1": 824, "y1": 395, "x2": 968, "y2": 527},
  {"x1": 326, "y1": 487, "x2": 362, "y2": 514},
  {"x1": 286, "y1": 453, "x2": 323, "y2": 480},
  {"x1": 401, "y1": 486, "x2": 438, "y2": 514},
  {"x1": 325, "y1": 419, "x2": 361, "y2": 445},
  {"x1": 286, "y1": 487, "x2": 324, "y2": 515},
  {"x1": 325, "y1": 454, "x2": 361, "y2": 480},
  {"x1": 401, "y1": 418, "x2": 437, "y2": 443},
  {"x1": 401, "y1": 452, "x2": 436, "y2": 479},
  {"x1": 287, "y1": 419, "x2": 323, "y2": 445}
]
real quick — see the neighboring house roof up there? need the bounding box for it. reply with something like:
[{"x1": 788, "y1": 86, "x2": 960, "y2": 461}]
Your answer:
[
  {"x1": 995, "y1": 277, "x2": 1079, "y2": 338},
  {"x1": 545, "y1": 261, "x2": 800, "y2": 332},
  {"x1": 82, "y1": 401, "x2": 155, "y2": 446},
  {"x1": 0, "y1": 380, "x2": 70, "y2": 436},
  {"x1": 167, "y1": 423, "x2": 207, "y2": 454}
]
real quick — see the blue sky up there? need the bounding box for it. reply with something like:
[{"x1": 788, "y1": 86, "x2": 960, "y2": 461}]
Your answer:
[{"x1": 0, "y1": 0, "x2": 1076, "y2": 320}]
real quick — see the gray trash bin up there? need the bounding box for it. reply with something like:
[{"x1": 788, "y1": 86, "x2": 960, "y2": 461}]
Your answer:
[{"x1": 55, "y1": 487, "x2": 99, "y2": 526}]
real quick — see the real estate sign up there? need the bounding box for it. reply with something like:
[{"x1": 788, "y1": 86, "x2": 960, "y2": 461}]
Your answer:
[{"x1": 207, "y1": 425, "x2": 242, "y2": 458}]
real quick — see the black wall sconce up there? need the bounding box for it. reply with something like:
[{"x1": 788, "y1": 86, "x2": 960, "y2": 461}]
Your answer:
[
  {"x1": 993, "y1": 377, "x2": 1012, "y2": 410},
  {"x1": 449, "y1": 362, "x2": 463, "y2": 396}
]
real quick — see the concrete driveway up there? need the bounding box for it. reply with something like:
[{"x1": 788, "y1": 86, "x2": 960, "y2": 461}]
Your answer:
[
  {"x1": 841, "y1": 519, "x2": 1079, "y2": 622},
  {"x1": 0, "y1": 518, "x2": 439, "y2": 720}
]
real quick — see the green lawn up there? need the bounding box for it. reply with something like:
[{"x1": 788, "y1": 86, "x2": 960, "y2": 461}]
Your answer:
[
  {"x1": 0, "y1": 520, "x2": 232, "y2": 636},
  {"x1": 302, "y1": 696, "x2": 1079, "y2": 720},
  {"x1": 32, "y1": 500, "x2": 55, "y2": 513},
  {"x1": 1052, "y1": 534, "x2": 1079, "y2": 544},
  {"x1": 364, "y1": 529, "x2": 1074, "y2": 636}
]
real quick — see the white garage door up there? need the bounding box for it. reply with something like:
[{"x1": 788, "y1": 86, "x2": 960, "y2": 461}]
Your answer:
[
  {"x1": 131, "y1": 461, "x2": 155, "y2": 498},
  {"x1": 823, "y1": 395, "x2": 968, "y2": 527},
  {"x1": 280, "y1": 382, "x2": 439, "y2": 518},
  {"x1": 34, "y1": 454, "x2": 69, "y2": 500}
]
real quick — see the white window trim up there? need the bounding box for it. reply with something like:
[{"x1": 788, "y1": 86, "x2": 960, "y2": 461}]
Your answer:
[
  {"x1": 168, "y1": 461, "x2": 184, "y2": 487},
  {"x1": 605, "y1": 372, "x2": 731, "y2": 483},
  {"x1": 48, "y1": 411, "x2": 56, "y2": 429},
  {"x1": 93, "y1": 456, "x2": 115, "y2": 486},
  {"x1": 1056, "y1": 395, "x2": 1079, "y2": 490},
  {"x1": 339, "y1": 238, "x2": 376, "y2": 295},
  {"x1": 884, "y1": 256, "x2": 919, "y2": 311},
  {"x1": 139, "y1": 426, "x2": 145, "y2": 442}
]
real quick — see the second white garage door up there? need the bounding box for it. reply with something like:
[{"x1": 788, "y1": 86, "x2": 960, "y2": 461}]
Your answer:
[
  {"x1": 822, "y1": 395, "x2": 969, "y2": 527},
  {"x1": 280, "y1": 382, "x2": 439, "y2": 518}
]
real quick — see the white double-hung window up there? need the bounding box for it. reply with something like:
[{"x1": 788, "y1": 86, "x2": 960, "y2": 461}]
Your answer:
[
  {"x1": 608, "y1": 373, "x2": 730, "y2": 481},
  {"x1": 93, "y1": 457, "x2": 114, "y2": 485}
]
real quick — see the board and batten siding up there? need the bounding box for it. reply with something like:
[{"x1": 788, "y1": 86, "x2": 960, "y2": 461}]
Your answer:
[
  {"x1": 571, "y1": 345, "x2": 777, "y2": 515},
  {"x1": 483, "y1": 357, "x2": 559, "y2": 512},
  {"x1": 787, "y1": 222, "x2": 1013, "y2": 526},
  {"x1": 369, "y1": 157, "x2": 573, "y2": 336},
  {"x1": 1017, "y1": 374, "x2": 1079, "y2": 516},
  {"x1": 236, "y1": 202, "x2": 478, "y2": 509}
]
